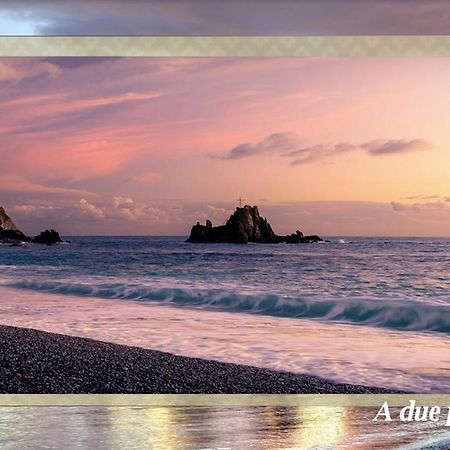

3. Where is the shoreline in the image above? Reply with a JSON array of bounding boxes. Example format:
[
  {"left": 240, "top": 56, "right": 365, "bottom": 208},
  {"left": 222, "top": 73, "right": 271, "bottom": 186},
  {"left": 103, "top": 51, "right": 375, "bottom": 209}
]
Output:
[{"left": 0, "top": 324, "right": 396, "bottom": 394}]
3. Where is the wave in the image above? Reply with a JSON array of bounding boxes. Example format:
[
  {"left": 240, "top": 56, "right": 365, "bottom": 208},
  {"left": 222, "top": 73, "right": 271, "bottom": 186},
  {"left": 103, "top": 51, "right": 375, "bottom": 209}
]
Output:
[
  {"left": 397, "top": 433, "right": 450, "bottom": 450},
  {"left": 3, "top": 279, "right": 450, "bottom": 334}
]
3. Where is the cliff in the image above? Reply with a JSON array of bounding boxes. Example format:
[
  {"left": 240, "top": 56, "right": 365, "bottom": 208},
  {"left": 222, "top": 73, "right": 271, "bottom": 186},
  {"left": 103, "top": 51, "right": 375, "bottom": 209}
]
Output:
[
  {"left": 0, "top": 207, "right": 28, "bottom": 241},
  {"left": 0, "top": 206, "right": 63, "bottom": 244},
  {"left": 187, "top": 205, "right": 322, "bottom": 244}
]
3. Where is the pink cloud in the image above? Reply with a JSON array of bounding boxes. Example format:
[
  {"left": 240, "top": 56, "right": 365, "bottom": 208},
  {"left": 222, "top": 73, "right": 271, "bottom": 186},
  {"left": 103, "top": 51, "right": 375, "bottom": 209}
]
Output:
[
  {"left": 0, "top": 174, "right": 94, "bottom": 196},
  {"left": 0, "top": 59, "right": 61, "bottom": 83},
  {"left": 127, "top": 172, "right": 163, "bottom": 183}
]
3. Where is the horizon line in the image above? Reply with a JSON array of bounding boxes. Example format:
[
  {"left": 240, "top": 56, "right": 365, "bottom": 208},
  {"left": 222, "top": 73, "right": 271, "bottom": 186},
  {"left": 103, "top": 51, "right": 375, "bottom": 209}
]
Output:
[{"left": 57, "top": 234, "right": 450, "bottom": 238}]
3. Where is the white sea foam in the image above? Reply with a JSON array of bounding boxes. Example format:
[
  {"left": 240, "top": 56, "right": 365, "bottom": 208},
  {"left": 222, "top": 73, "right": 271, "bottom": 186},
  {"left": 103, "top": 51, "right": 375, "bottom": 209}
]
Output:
[
  {"left": 3, "top": 278, "right": 450, "bottom": 334},
  {"left": 1, "top": 285, "right": 449, "bottom": 392}
]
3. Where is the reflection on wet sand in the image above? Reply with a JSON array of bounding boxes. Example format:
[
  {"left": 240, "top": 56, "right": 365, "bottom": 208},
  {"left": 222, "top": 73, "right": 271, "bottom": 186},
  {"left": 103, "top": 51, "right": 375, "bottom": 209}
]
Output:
[{"left": 0, "top": 406, "right": 449, "bottom": 449}]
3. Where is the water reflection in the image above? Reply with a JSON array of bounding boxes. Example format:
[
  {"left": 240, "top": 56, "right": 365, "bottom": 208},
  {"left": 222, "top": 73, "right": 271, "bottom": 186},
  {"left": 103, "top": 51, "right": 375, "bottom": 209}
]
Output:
[
  {"left": 0, "top": 406, "right": 449, "bottom": 449},
  {"left": 293, "top": 407, "right": 347, "bottom": 448}
]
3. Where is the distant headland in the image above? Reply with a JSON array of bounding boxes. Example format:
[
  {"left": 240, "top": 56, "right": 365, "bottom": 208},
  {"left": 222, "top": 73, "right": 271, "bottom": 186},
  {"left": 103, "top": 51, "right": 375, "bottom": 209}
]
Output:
[
  {"left": 187, "top": 205, "right": 323, "bottom": 244},
  {"left": 0, "top": 206, "right": 62, "bottom": 245}
]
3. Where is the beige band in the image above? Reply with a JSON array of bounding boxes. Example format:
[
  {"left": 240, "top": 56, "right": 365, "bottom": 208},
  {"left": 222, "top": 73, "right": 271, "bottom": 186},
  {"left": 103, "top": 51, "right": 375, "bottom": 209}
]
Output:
[
  {"left": 0, "top": 394, "right": 449, "bottom": 407},
  {"left": 0, "top": 36, "right": 449, "bottom": 56}
]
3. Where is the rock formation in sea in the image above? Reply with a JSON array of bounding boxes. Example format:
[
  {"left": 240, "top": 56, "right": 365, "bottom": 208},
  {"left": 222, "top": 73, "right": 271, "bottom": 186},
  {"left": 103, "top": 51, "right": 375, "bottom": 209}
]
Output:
[
  {"left": 187, "top": 205, "right": 323, "bottom": 244},
  {"left": 33, "top": 229, "right": 63, "bottom": 244},
  {"left": 0, "top": 207, "right": 28, "bottom": 242},
  {"left": 0, "top": 206, "right": 63, "bottom": 244}
]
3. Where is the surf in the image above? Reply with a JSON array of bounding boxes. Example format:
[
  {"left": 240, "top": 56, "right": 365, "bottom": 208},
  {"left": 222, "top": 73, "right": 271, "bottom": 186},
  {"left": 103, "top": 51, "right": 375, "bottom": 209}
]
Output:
[{"left": 4, "top": 278, "right": 450, "bottom": 335}]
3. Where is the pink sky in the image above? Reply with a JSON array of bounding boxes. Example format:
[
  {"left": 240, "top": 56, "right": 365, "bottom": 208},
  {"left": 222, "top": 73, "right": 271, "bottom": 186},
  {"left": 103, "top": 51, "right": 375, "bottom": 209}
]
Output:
[{"left": 0, "top": 57, "right": 449, "bottom": 236}]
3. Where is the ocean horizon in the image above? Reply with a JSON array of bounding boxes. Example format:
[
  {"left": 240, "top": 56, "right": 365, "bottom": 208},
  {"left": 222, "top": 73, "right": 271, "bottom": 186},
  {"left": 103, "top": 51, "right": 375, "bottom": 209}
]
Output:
[{"left": 28, "top": 234, "right": 450, "bottom": 238}]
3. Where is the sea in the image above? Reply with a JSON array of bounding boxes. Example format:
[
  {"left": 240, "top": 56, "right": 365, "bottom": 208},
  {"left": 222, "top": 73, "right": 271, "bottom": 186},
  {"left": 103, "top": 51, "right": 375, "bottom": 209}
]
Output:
[{"left": 0, "top": 236, "right": 449, "bottom": 392}]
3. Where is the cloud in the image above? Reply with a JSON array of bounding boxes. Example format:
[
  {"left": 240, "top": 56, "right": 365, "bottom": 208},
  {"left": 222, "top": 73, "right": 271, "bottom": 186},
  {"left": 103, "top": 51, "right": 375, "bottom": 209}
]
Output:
[
  {"left": 79, "top": 198, "right": 105, "bottom": 219},
  {"left": 5, "top": 198, "right": 450, "bottom": 237},
  {"left": 404, "top": 194, "right": 440, "bottom": 200},
  {"left": 61, "top": 91, "right": 166, "bottom": 114},
  {"left": 13, "top": 204, "right": 61, "bottom": 216},
  {"left": 6, "top": 195, "right": 179, "bottom": 235},
  {"left": 0, "top": 174, "right": 94, "bottom": 196},
  {"left": 42, "top": 57, "right": 121, "bottom": 70},
  {"left": 391, "top": 200, "right": 448, "bottom": 213},
  {"left": 216, "top": 132, "right": 302, "bottom": 159},
  {"left": 392, "top": 195, "right": 450, "bottom": 214},
  {"left": 0, "top": 60, "right": 167, "bottom": 185},
  {"left": 288, "top": 142, "right": 357, "bottom": 165},
  {"left": 191, "top": 204, "right": 233, "bottom": 225},
  {"left": 218, "top": 133, "right": 433, "bottom": 165},
  {"left": 0, "top": 59, "right": 61, "bottom": 83},
  {"left": 391, "top": 201, "right": 417, "bottom": 212},
  {"left": 0, "top": 90, "right": 165, "bottom": 130},
  {"left": 1, "top": 1, "right": 450, "bottom": 35},
  {"left": 361, "top": 139, "right": 432, "bottom": 156},
  {"left": 127, "top": 172, "right": 162, "bottom": 183}
]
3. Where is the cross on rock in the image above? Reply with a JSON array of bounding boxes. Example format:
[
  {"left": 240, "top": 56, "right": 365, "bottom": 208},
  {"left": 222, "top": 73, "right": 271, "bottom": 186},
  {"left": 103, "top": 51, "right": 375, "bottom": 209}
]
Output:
[{"left": 236, "top": 196, "right": 244, "bottom": 208}]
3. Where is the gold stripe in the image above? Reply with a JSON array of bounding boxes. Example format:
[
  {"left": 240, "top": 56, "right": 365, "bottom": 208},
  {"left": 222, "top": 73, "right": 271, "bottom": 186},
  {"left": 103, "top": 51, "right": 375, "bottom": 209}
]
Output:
[
  {"left": 1, "top": 394, "right": 450, "bottom": 407},
  {"left": 0, "top": 36, "right": 449, "bottom": 56}
]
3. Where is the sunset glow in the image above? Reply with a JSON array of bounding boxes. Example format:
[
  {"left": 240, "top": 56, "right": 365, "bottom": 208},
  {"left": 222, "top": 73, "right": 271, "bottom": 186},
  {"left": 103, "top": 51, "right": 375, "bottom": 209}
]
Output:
[{"left": 1, "top": 56, "right": 449, "bottom": 236}]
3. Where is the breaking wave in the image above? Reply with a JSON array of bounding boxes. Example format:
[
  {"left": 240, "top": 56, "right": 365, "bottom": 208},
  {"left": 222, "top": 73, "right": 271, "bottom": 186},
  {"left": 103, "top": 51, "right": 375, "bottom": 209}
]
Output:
[{"left": 3, "top": 279, "right": 450, "bottom": 335}]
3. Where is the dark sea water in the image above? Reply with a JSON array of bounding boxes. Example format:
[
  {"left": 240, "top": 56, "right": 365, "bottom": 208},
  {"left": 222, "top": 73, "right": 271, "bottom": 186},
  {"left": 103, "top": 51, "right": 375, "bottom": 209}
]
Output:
[
  {"left": 0, "top": 236, "right": 449, "bottom": 391},
  {"left": 1, "top": 236, "right": 449, "bottom": 333}
]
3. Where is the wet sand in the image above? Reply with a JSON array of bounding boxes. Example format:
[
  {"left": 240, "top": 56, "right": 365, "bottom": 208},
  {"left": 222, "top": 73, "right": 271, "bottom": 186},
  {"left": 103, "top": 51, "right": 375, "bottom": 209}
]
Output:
[{"left": 2, "top": 405, "right": 450, "bottom": 449}]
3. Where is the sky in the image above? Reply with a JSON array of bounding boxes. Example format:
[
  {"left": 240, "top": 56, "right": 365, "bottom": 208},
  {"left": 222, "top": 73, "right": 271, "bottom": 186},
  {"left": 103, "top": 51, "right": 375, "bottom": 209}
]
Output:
[
  {"left": 0, "top": 56, "right": 449, "bottom": 237},
  {"left": 0, "top": 0, "right": 449, "bottom": 35}
]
